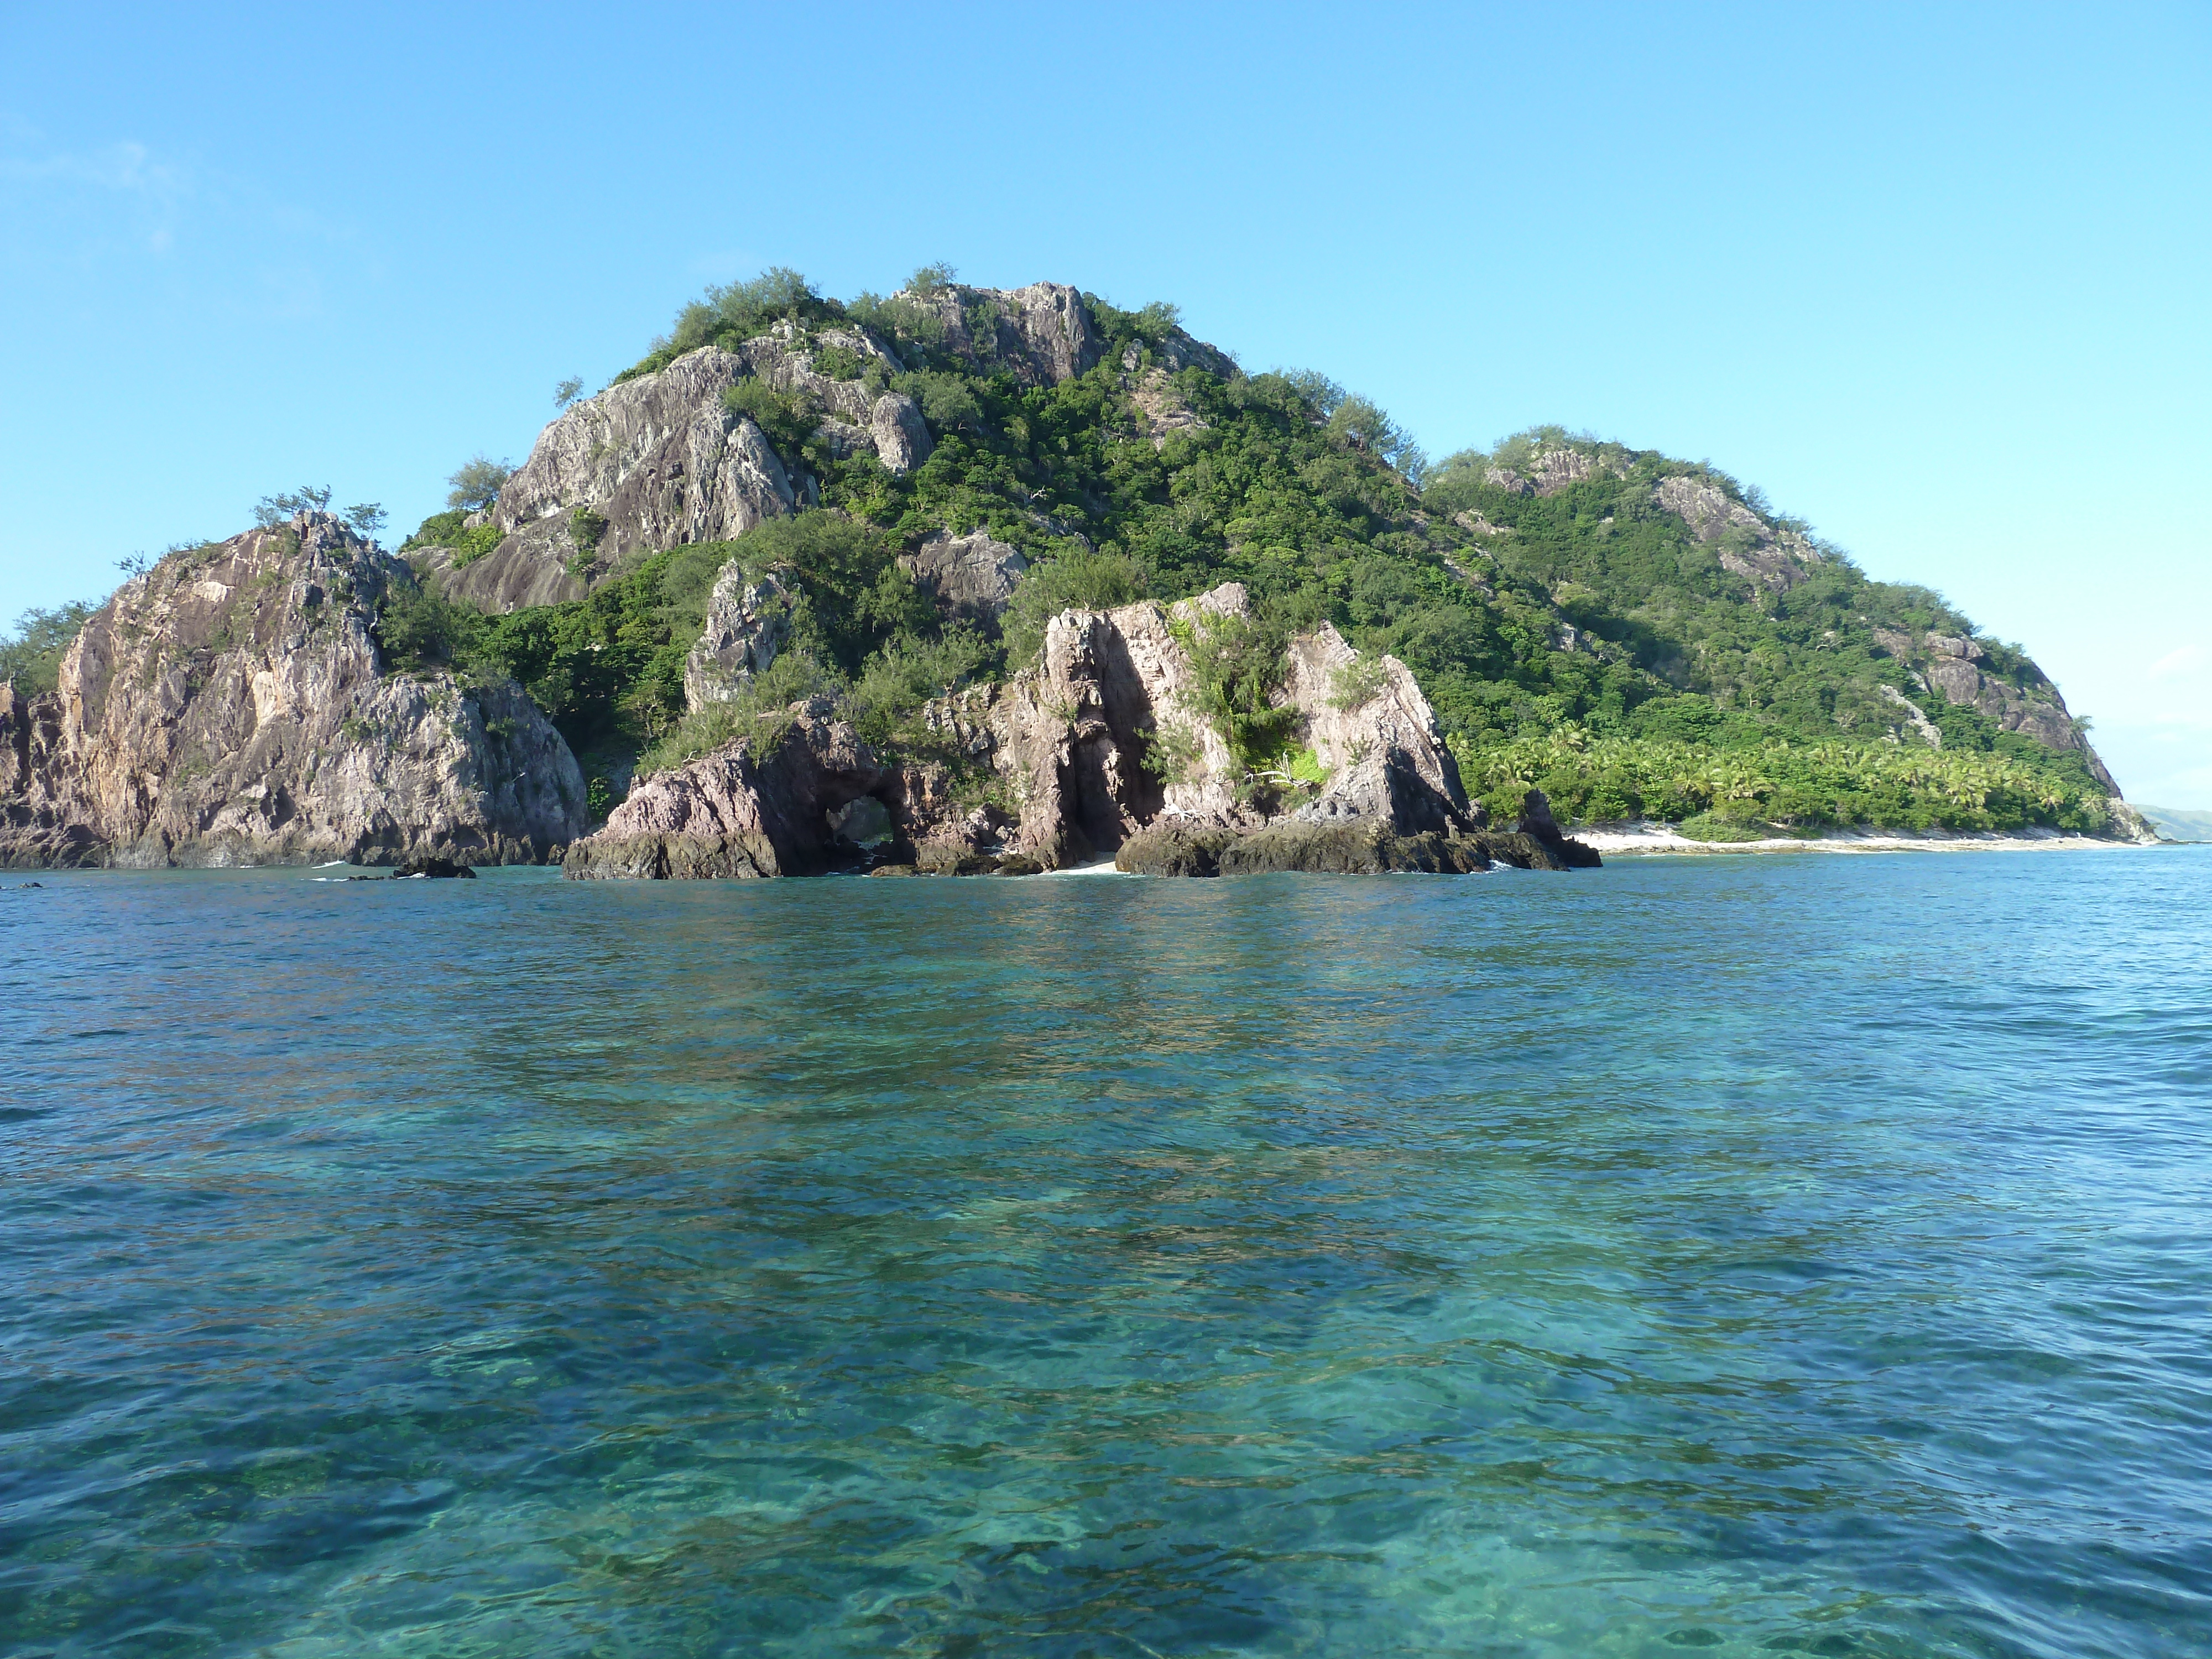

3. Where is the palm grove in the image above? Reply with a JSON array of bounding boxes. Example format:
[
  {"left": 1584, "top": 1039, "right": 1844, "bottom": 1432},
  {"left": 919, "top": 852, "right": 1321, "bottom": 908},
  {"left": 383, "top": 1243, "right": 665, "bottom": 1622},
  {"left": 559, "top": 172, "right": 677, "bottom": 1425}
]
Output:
[{"left": 4, "top": 267, "right": 2119, "bottom": 838}]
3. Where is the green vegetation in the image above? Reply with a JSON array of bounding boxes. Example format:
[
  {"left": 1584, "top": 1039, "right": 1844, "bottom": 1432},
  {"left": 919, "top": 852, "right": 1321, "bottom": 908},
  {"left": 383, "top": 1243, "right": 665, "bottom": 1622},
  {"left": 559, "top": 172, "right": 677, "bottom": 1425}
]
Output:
[
  {"left": 399, "top": 271, "right": 2114, "bottom": 833},
  {"left": 400, "top": 509, "right": 502, "bottom": 567},
  {"left": 376, "top": 512, "right": 991, "bottom": 810},
  {"left": 1, "top": 601, "right": 98, "bottom": 695},
  {"left": 1448, "top": 728, "right": 2113, "bottom": 833},
  {"left": 1171, "top": 606, "right": 1302, "bottom": 777},
  {"left": 446, "top": 456, "right": 512, "bottom": 513},
  {"left": 254, "top": 484, "right": 332, "bottom": 528}
]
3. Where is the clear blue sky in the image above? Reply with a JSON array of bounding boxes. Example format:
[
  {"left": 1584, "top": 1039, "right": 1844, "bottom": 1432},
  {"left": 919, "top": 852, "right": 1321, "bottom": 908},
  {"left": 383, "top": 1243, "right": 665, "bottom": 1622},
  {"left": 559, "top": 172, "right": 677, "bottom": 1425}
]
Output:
[{"left": 4, "top": 2, "right": 2206, "bottom": 804}]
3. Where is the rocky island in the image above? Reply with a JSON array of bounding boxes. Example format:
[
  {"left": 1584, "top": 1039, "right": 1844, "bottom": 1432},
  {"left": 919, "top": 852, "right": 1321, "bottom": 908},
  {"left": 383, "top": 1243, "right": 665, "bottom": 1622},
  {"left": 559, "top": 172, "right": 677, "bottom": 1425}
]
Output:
[{"left": 0, "top": 268, "right": 2146, "bottom": 875}]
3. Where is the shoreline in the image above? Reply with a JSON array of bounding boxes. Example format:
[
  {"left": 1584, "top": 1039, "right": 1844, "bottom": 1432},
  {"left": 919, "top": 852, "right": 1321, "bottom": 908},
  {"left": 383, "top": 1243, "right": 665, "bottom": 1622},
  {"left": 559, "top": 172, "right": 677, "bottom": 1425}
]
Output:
[{"left": 1576, "top": 821, "right": 2163, "bottom": 857}]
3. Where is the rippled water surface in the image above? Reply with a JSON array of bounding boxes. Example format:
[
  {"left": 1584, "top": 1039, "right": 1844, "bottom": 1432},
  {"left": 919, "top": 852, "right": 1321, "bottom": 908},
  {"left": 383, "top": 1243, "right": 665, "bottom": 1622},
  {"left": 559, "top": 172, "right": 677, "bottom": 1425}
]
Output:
[{"left": 4, "top": 849, "right": 2210, "bottom": 1657}]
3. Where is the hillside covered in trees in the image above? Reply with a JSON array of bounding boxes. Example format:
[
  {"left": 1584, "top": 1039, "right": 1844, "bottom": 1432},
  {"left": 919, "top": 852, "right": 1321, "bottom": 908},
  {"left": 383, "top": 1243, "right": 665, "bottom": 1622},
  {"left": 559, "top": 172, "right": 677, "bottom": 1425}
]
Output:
[{"left": 7, "top": 267, "right": 2129, "bottom": 843}]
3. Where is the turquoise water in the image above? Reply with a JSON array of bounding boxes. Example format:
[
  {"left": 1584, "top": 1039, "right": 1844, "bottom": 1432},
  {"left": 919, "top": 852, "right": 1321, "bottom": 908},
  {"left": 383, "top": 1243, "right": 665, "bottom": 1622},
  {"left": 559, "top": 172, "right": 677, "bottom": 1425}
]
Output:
[{"left": 4, "top": 851, "right": 2209, "bottom": 1658}]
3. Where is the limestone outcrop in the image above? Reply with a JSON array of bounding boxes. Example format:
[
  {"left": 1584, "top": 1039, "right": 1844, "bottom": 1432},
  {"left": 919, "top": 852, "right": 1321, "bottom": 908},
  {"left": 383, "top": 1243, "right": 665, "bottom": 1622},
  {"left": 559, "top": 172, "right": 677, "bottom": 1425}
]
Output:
[
  {"left": 0, "top": 514, "right": 586, "bottom": 868},
  {"left": 564, "top": 707, "right": 881, "bottom": 880}
]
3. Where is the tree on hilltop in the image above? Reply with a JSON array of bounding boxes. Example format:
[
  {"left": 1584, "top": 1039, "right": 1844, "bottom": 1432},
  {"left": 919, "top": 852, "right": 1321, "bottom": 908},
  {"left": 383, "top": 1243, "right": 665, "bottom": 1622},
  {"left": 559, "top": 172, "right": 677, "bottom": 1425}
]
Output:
[{"left": 446, "top": 457, "right": 513, "bottom": 514}]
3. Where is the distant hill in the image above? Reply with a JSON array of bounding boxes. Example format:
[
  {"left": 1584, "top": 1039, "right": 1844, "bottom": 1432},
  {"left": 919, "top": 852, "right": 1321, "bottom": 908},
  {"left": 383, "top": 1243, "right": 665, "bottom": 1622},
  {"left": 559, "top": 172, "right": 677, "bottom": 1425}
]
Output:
[{"left": 2138, "top": 806, "right": 2212, "bottom": 843}]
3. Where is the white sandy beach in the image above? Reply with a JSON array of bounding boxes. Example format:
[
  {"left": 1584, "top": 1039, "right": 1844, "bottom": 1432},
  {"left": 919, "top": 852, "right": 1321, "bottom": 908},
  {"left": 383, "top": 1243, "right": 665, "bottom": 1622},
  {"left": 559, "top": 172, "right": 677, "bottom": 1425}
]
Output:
[{"left": 1579, "top": 821, "right": 2163, "bottom": 857}]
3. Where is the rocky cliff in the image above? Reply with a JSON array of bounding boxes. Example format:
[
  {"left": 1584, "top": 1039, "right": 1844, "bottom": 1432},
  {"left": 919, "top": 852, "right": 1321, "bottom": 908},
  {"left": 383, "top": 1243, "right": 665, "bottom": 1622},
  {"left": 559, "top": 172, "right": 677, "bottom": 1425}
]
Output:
[
  {"left": 413, "top": 282, "right": 1234, "bottom": 620},
  {"left": 559, "top": 581, "right": 1580, "bottom": 880},
  {"left": 1, "top": 514, "right": 585, "bottom": 868},
  {"left": 565, "top": 703, "right": 881, "bottom": 880},
  {"left": 418, "top": 324, "right": 931, "bottom": 614},
  {"left": 1867, "top": 624, "right": 2113, "bottom": 787}
]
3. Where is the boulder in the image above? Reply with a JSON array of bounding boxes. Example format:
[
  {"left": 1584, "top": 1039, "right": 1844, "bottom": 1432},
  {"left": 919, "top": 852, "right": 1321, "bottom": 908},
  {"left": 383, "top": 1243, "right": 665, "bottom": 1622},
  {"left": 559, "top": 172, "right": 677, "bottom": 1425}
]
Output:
[
  {"left": 0, "top": 514, "right": 586, "bottom": 869},
  {"left": 898, "top": 531, "right": 1030, "bottom": 626},
  {"left": 870, "top": 392, "right": 933, "bottom": 473},
  {"left": 564, "top": 709, "right": 882, "bottom": 880}
]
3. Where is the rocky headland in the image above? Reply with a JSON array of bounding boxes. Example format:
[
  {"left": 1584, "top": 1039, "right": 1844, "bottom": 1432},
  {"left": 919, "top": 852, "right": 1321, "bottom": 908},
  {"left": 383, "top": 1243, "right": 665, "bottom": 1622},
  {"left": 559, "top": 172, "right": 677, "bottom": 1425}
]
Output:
[{"left": 1, "top": 514, "right": 583, "bottom": 868}]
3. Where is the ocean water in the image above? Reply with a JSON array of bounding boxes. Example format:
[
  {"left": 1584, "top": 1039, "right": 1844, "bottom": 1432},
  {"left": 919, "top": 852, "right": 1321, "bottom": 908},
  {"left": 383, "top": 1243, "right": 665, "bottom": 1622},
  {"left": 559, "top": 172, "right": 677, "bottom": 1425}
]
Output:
[{"left": 4, "top": 849, "right": 2209, "bottom": 1659}]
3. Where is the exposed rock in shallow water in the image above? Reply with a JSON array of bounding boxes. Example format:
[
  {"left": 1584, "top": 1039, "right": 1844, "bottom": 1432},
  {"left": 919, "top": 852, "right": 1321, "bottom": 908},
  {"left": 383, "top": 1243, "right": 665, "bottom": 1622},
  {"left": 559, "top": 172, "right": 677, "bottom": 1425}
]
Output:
[
  {"left": 564, "top": 710, "right": 881, "bottom": 880},
  {"left": 564, "top": 583, "right": 1602, "bottom": 883},
  {"left": 0, "top": 514, "right": 585, "bottom": 869},
  {"left": 388, "top": 855, "right": 476, "bottom": 879},
  {"left": 1514, "top": 789, "right": 1604, "bottom": 870}
]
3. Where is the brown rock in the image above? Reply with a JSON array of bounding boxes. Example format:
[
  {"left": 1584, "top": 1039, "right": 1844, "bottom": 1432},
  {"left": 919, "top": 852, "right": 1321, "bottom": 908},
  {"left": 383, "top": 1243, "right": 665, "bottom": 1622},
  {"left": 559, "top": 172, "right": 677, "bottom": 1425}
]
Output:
[
  {"left": 0, "top": 515, "right": 585, "bottom": 869},
  {"left": 563, "top": 710, "right": 882, "bottom": 880}
]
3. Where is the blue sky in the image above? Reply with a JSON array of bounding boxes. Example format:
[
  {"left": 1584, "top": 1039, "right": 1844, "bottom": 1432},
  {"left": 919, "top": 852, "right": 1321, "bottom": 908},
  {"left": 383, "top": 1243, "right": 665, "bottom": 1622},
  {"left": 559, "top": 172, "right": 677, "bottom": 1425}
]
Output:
[{"left": 3, "top": 2, "right": 2207, "bottom": 804}]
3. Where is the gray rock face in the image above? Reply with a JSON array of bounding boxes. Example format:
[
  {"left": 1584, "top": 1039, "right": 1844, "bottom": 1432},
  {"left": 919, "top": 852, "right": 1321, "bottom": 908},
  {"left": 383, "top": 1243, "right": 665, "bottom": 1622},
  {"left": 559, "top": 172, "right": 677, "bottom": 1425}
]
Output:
[
  {"left": 1486, "top": 447, "right": 1625, "bottom": 498},
  {"left": 901, "top": 281, "right": 1103, "bottom": 385},
  {"left": 1653, "top": 474, "right": 1824, "bottom": 592},
  {"left": 564, "top": 711, "right": 881, "bottom": 880},
  {"left": 424, "top": 331, "right": 937, "bottom": 615},
  {"left": 897, "top": 531, "right": 1029, "bottom": 625},
  {"left": 1121, "top": 331, "right": 1239, "bottom": 380},
  {"left": 1877, "top": 684, "right": 1944, "bottom": 748},
  {"left": 1126, "top": 368, "right": 1209, "bottom": 446},
  {"left": 506, "top": 347, "right": 799, "bottom": 554},
  {"left": 1281, "top": 624, "right": 1471, "bottom": 836},
  {"left": 1866, "top": 623, "right": 2115, "bottom": 789},
  {"left": 0, "top": 514, "right": 586, "bottom": 868},
  {"left": 684, "top": 566, "right": 795, "bottom": 711},
  {"left": 896, "top": 582, "right": 1478, "bottom": 871}
]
